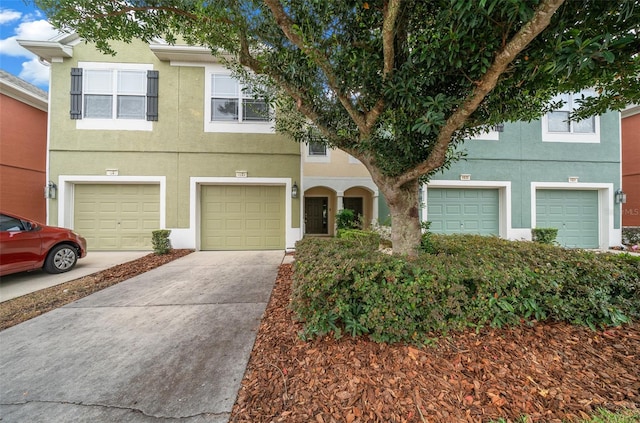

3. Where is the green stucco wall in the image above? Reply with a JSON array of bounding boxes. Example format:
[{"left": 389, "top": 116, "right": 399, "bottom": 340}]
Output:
[
  {"left": 47, "top": 40, "right": 300, "bottom": 229},
  {"left": 377, "top": 112, "right": 621, "bottom": 230}
]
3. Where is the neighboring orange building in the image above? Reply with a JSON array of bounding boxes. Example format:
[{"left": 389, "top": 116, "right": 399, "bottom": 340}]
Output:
[
  {"left": 0, "top": 70, "right": 48, "bottom": 222},
  {"left": 622, "top": 105, "right": 640, "bottom": 228}
]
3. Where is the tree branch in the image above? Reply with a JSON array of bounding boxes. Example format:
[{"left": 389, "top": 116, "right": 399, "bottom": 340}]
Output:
[
  {"left": 364, "top": 0, "right": 402, "bottom": 128},
  {"left": 262, "top": 0, "right": 370, "bottom": 133},
  {"left": 395, "top": 0, "right": 566, "bottom": 188}
]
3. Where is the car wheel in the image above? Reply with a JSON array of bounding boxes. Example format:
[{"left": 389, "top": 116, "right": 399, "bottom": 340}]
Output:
[{"left": 43, "top": 244, "right": 78, "bottom": 274}]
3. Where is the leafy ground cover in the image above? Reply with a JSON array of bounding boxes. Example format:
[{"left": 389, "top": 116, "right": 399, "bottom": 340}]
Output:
[
  {"left": 291, "top": 236, "right": 640, "bottom": 344},
  {"left": 230, "top": 263, "right": 640, "bottom": 422},
  {"left": 0, "top": 249, "right": 193, "bottom": 331}
]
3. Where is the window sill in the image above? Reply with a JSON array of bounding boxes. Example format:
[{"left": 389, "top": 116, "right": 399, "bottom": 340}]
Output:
[
  {"left": 204, "top": 121, "right": 275, "bottom": 134},
  {"left": 76, "top": 119, "right": 153, "bottom": 131}
]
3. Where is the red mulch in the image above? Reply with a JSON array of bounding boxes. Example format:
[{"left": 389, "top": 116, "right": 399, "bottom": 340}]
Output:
[{"left": 230, "top": 263, "right": 640, "bottom": 423}]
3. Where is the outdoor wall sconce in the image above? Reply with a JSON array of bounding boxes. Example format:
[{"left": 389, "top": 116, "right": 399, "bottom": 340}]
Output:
[
  {"left": 615, "top": 188, "right": 627, "bottom": 204},
  {"left": 291, "top": 182, "right": 299, "bottom": 199},
  {"left": 44, "top": 181, "right": 57, "bottom": 199}
]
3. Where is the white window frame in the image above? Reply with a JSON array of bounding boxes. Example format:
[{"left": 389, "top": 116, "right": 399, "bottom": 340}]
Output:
[
  {"left": 304, "top": 141, "right": 331, "bottom": 163},
  {"left": 76, "top": 62, "right": 153, "bottom": 131},
  {"left": 542, "top": 91, "right": 600, "bottom": 143},
  {"left": 468, "top": 128, "right": 500, "bottom": 141},
  {"left": 204, "top": 65, "right": 274, "bottom": 134}
]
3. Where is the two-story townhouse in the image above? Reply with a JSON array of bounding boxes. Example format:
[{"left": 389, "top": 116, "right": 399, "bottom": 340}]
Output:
[
  {"left": 401, "top": 101, "right": 622, "bottom": 249},
  {"left": 0, "top": 70, "right": 48, "bottom": 222},
  {"left": 19, "top": 35, "right": 302, "bottom": 251}
]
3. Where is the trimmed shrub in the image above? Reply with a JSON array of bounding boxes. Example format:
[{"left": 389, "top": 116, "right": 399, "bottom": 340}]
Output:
[
  {"left": 151, "top": 229, "right": 172, "bottom": 255},
  {"left": 531, "top": 228, "right": 559, "bottom": 244},
  {"left": 291, "top": 235, "right": 640, "bottom": 344},
  {"left": 336, "top": 229, "right": 381, "bottom": 251},
  {"left": 336, "top": 209, "right": 359, "bottom": 230}
]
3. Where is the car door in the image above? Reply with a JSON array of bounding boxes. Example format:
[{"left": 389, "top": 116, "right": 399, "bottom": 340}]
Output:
[{"left": 0, "top": 214, "right": 43, "bottom": 275}]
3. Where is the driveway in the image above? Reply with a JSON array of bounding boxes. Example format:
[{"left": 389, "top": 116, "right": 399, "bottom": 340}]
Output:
[
  {"left": 0, "top": 250, "right": 285, "bottom": 422},
  {"left": 0, "top": 251, "right": 150, "bottom": 302}
]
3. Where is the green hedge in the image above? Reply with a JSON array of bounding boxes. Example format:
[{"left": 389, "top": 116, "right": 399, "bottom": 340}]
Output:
[
  {"left": 336, "top": 229, "right": 381, "bottom": 251},
  {"left": 291, "top": 235, "right": 640, "bottom": 344}
]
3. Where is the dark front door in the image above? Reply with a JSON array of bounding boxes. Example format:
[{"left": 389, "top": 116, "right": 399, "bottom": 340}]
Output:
[{"left": 305, "top": 197, "right": 328, "bottom": 234}]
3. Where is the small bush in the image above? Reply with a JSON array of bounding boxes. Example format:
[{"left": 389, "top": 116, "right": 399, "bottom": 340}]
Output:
[
  {"left": 151, "top": 229, "right": 172, "bottom": 255},
  {"left": 531, "top": 228, "right": 559, "bottom": 244},
  {"left": 336, "top": 209, "right": 359, "bottom": 230},
  {"left": 419, "top": 221, "right": 435, "bottom": 253},
  {"left": 291, "top": 235, "right": 640, "bottom": 344}
]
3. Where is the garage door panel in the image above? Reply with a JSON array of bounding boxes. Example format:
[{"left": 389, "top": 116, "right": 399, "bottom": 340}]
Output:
[
  {"left": 428, "top": 188, "right": 499, "bottom": 236},
  {"left": 74, "top": 184, "right": 160, "bottom": 250},
  {"left": 536, "top": 189, "right": 598, "bottom": 248},
  {"left": 201, "top": 185, "right": 285, "bottom": 250}
]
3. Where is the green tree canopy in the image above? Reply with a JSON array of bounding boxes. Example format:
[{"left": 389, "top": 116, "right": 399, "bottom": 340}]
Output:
[{"left": 38, "top": 0, "right": 640, "bottom": 255}]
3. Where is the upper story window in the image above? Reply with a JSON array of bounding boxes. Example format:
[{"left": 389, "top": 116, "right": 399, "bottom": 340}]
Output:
[
  {"left": 211, "top": 75, "right": 269, "bottom": 122},
  {"left": 205, "top": 65, "right": 273, "bottom": 134},
  {"left": 542, "top": 90, "right": 600, "bottom": 143},
  {"left": 71, "top": 62, "right": 157, "bottom": 131},
  {"left": 308, "top": 141, "right": 327, "bottom": 156}
]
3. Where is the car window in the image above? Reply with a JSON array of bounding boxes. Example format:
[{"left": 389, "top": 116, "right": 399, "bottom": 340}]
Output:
[{"left": 0, "top": 214, "right": 26, "bottom": 232}]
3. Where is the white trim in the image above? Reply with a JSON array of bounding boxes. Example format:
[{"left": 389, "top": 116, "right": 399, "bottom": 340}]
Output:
[
  {"left": 189, "top": 177, "right": 301, "bottom": 250},
  {"left": 56, "top": 175, "right": 167, "bottom": 231},
  {"left": 423, "top": 180, "right": 512, "bottom": 239},
  {"left": 76, "top": 62, "right": 154, "bottom": 132},
  {"left": 531, "top": 182, "right": 615, "bottom": 249},
  {"left": 203, "top": 64, "right": 274, "bottom": 134},
  {"left": 467, "top": 130, "right": 500, "bottom": 141},
  {"left": 304, "top": 176, "right": 379, "bottom": 195},
  {"left": 0, "top": 73, "right": 48, "bottom": 111},
  {"left": 621, "top": 104, "right": 640, "bottom": 119}
]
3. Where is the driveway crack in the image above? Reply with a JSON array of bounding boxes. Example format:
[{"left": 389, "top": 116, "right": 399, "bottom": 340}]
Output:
[{"left": 0, "top": 399, "right": 229, "bottom": 420}]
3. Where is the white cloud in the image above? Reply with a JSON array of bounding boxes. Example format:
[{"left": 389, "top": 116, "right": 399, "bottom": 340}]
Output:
[
  {"left": 0, "top": 18, "right": 58, "bottom": 57},
  {"left": 0, "top": 9, "right": 21, "bottom": 24},
  {"left": 19, "top": 56, "right": 50, "bottom": 86}
]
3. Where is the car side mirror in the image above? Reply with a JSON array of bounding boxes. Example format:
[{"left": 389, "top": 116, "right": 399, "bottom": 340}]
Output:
[{"left": 23, "top": 221, "right": 33, "bottom": 231}]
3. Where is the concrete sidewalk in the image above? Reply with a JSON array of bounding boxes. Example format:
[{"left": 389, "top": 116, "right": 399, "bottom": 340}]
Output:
[
  {"left": 0, "top": 251, "right": 150, "bottom": 302},
  {"left": 0, "top": 250, "right": 285, "bottom": 422}
]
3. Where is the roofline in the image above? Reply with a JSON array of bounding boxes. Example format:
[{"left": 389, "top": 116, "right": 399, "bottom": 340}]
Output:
[
  {"left": 149, "top": 43, "right": 232, "bottom": 63},
  {"left": 17, "top": 39, "right": 74, "bottom": 63},
  {"left": 0, "top": 75, "right": 48, "bottom": 112},
  {"left": 622, "top": 104, "right": 640, "bottom": 118}
]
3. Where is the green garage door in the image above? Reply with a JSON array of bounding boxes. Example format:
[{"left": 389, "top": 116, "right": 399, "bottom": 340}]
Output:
[
  {"left": 427, "top": 188, "right": 499, "bottom": 235},
  {"left": 201, "top": 185, "right": 285, "bottom": 250},
  {"left": 74, "top": 184, "right": 160, "bottom": 250},
  {"left": 536, "top": 189, "right": 598, "bottom": 248}
]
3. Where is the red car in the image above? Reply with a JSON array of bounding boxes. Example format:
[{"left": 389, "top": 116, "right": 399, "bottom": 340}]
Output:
[{"left": 0, "top": 212, "right": 87, "bottom": 277}]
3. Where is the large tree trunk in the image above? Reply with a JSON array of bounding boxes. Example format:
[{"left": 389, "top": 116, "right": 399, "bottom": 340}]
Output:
[{"left": 380, "top": 178, "right": 422, "bottom": 257}]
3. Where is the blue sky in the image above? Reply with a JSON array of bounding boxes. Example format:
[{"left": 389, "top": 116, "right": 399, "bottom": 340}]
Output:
[{"left": 0, "top": 0, "right": 60, "bottom": 91}]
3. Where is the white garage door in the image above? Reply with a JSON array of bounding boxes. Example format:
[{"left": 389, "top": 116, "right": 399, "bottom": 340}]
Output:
[
  {"left": 201, "top": 185, "right": 285, "bottom": 250},
  {"left": 74, "top": 184, "right": 160, "bottom": 250},
  {"left": 427, "top": 188, "right": 500, "bottom": 235},
  {"left": 536, "top": 189, "right": 599, "bottom": 248}
]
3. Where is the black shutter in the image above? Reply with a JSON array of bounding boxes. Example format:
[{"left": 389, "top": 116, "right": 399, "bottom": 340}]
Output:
[
  {"left": 70, "top": 67, "right": 82, "bottom": 119},
  {"left": 146, "top": 70, "right": 159, "bottom": 121}
]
